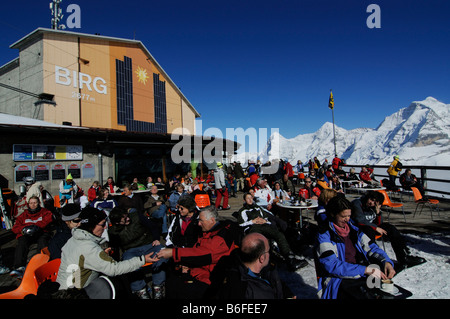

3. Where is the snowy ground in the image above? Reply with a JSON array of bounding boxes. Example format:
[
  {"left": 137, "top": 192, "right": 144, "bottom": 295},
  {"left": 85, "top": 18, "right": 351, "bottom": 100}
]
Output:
[{"left": 280, "top": 231, "right": 450, "bottom": 299}]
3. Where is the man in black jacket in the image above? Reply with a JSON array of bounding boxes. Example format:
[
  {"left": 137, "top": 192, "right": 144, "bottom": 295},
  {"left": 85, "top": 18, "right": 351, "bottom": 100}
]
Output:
[
  {"left": 117, "top": 183, "right": 144, "bottom": 214},
  {"left": 211, "top": 233, "right": 295, "bottom": 299},
  {"left": 233, "top": 161, "right": 245, "bottom": 192},
  {"left": 399, "top": 168, "right": 426, "bottom": 197},
  {"left": 351, "top": 191, "right": 426, "bottom": 269},
  {"left": 236, "top": 193, "right": 307, "bottom": 271},
  {"left": 108, "top": 207, "right": 168, "bottom": 299}
]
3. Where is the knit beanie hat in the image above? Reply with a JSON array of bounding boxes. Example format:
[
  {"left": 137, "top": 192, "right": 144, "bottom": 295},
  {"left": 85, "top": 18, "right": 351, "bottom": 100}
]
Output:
[
  {"left": 61, "top": 203, "right": 82, "bottom": 221},
  {"left": 78, "top": 206, "right": 107, "bottom": 233}
]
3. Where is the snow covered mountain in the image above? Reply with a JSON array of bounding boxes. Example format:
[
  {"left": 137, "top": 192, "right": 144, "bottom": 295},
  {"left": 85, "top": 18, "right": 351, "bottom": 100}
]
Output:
[{"left": 231, "top": 97, "right": 450, "bottom": 166}]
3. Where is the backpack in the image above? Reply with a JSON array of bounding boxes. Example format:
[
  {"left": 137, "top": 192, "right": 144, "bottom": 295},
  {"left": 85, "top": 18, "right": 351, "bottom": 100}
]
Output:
[{"left": 382, "top": 178, "right": 399, "bottom": 191}]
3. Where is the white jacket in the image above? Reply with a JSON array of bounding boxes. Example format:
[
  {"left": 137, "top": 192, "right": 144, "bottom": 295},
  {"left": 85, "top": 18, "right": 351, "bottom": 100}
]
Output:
[
  {"left": 25, "top": 182, "right": 43, "bottom": 206},
  {"left": 56, "top": 228, "right": 145, "bottom": 290},
  {"left": 213, "top": 168, "right": 227, "bottom": 189},
  {"left": 254, "top": 186, "right": 274, "bottom": 206}
]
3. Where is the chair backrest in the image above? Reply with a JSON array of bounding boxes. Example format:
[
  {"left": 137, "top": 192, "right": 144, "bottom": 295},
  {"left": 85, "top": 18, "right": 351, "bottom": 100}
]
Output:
[
  {"left": 34, "top": 258, "right": 61, "bottom": 286},
  {"left": 0, "top": 253, "right": 49, "bottom": 299},
  {"left": 195, "top": 194, "right": 211, "bottom": 208},
  {"left": 377, "top": 190, "right": 390, "bottom": 205},
  {"left": 53, "top": 195, "right": 61, "bottom": 208},
  {"left": 410, "top": 187, "right": 423, "bottom": 201},
  {"left": 41, "top": 246, "right": 51, "bottom": 256}
]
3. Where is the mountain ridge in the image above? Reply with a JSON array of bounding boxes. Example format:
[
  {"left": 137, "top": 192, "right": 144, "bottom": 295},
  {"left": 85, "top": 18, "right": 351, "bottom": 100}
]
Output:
[{"left": 231, "top": 97, "right": 450, "bottom": 166}]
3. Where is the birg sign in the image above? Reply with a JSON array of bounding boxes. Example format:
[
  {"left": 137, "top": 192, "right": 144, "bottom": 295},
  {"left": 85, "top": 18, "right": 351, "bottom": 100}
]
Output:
[{"left": 54, "top": 65, "right": 108, "bottom": 95}]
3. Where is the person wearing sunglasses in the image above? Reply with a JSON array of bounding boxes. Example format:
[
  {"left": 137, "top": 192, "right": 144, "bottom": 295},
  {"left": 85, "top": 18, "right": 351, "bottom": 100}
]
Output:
[
  {"left": 298, "top": 177, "right": 321, "bottom": 200},
  {"left": 56, "top": 207, "right": 158, "bottom": 298},
  {"left": 48, "top": 203, "right": 82, "bottom": 260}
]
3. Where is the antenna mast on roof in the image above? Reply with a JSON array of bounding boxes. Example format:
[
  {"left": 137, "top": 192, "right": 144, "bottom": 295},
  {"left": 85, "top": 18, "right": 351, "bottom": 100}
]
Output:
[{"left": 50, "top": 0, "right": 66, "bottom": 30}]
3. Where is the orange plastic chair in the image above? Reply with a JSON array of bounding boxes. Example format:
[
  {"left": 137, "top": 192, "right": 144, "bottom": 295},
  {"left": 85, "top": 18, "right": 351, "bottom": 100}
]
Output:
[
  {"left": 0, "top": 253, "right": 50, "bottom": 299},
  {"left": 194, "top": 194, "right": 211, "bottom": 208},
  {"left": 411, "top": 187, "right": 440, "bottom": 220},
  {"left": 53, "top": 195, "right": 61, "bottom": 208},
  {"left": 34, "top": 258, "right": 61, "bottom": 286},
  {"left": 377, "top": 189, "right": 405, "bottom": 223},
  {"left": 375, "top": 234, "right": 386, "bottom": 250},
  {"left": 41, "top": 246, "right": 51, "bottom": 256}
]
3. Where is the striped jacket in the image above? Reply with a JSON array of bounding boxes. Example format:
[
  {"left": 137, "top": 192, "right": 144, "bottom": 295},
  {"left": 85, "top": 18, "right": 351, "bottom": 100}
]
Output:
[
  {"left": 236, "top": 203, "right": 272, "bottom": 232},
  {"left": 315, "top": 221, "right": 393, "bottom": 299}
]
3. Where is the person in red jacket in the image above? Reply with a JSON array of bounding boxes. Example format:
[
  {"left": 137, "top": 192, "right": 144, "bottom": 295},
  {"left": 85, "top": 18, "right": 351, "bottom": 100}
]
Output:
[
  {"left": 10, "top": 195, "right": 53, "bottom": 278},
  {"left": 87, "top": 180, "right": 100, "bottom": 202},
  {"left": 284, "top": 160, "right": 294, "bottom": 182},
  {"left": 359, "top": 165, "right": 381, "bottom": 188},
  {"left": 331, "top": 155, "right": 342, "bottom": 170},
  {"left": 298, "top": 177, "right": 321, "bottom": 200},
  {"left": 157, "top": 205, "right": 239, "bottom": 299}
]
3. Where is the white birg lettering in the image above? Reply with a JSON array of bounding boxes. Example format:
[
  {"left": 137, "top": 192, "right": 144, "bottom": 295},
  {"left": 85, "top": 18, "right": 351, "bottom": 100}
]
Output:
[
  {"left": 78, "top": 72, "right": 92, "bottom": 91},
  {"left": 55, "top": 65, "right": 107, "bottom": 95},
  {"left": 55, "top": 66, "right": 71, "bottom": 86},
  {"left": 93, "top": 77, "right": 107, "bottom": 94},
  {"left": 73, "top": 70, "right": 77, "bottom": 88}
]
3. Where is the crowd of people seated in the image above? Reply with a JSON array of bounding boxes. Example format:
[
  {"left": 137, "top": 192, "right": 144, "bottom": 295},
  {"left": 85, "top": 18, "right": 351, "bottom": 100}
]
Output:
[{"left": 0, "top": 156, "right": 430, "bottom": 300}]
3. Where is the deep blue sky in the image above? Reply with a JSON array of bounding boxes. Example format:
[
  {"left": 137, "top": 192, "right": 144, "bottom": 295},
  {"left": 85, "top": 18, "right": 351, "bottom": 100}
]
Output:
[{"left": 1, "top": 0, "right": 450, "bottom": 140}]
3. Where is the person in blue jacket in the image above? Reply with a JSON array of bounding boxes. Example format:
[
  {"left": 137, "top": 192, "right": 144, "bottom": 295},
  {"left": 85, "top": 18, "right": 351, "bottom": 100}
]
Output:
[{"left": 315, "top": 195, "right": 396, "bottom": 299}]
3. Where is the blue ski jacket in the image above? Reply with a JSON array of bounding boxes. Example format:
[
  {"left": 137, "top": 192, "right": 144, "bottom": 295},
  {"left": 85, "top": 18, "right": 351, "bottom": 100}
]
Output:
[{"left": 315, "top": 220, "right": 393, "bottom": 299}]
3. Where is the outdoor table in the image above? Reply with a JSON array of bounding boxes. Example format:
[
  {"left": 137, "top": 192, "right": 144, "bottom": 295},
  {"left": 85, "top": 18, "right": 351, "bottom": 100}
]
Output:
[
  {"left": 276, "top": 199, "right": 318, "bottom": 228},
  {"left": 133, "top": 189, "right": 150, "bottom": 194},
  {"left": 357, "top": 187, "right": 386, "bottom": 191},
  {"left": 110, "top": 189, "right": 150, "bottom": 196},
  {"left": 341, "top": 180, "right": 360, "bottom": 193},
  {"left": 354, "top": 186, "right": 386, "bottom": 195}
]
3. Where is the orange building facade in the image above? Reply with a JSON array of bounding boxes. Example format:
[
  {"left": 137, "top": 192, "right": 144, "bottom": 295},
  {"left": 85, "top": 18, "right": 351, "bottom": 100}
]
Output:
[{"left": 2, "top": 28, "right": 199, "bottom": 135}]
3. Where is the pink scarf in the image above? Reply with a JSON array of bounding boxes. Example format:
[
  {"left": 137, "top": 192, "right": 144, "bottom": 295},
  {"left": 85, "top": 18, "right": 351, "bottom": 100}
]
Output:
[
  {"left": 181, "top": 216, "right": 192, "bottom": 235},
  {"left": 333, "top": 223, "right": 350, "bottom": 238}
]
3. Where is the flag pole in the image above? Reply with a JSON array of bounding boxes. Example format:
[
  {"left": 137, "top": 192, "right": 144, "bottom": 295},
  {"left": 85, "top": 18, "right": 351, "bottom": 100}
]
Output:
[
  {"left": 329, "top": 89, "right": 337, "bottom": 156},
  {"left": 332, "top": 106, "right": 337, "bottom": 156}
]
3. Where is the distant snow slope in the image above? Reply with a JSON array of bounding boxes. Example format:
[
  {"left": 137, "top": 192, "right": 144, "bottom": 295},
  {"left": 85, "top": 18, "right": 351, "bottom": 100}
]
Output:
[{"left": 232, "top": 97, "right": 450, "bottom": 166}]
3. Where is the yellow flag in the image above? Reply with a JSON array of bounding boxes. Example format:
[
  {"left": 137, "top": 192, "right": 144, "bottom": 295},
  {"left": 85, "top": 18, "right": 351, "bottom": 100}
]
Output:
[{"left": 328, "top": 90, "right": 334, "bottom": 110}]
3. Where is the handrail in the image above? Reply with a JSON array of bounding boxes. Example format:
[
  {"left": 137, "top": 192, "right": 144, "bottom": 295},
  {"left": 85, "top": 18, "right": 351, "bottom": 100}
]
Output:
[{"left": 341, "top": 164, "right": 450, "bottom": 198}]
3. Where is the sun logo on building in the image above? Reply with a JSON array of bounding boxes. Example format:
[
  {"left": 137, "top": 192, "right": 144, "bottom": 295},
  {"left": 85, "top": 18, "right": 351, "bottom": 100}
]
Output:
[{"left": 135, "top": 66, "right": 149, "bottom": 85}]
